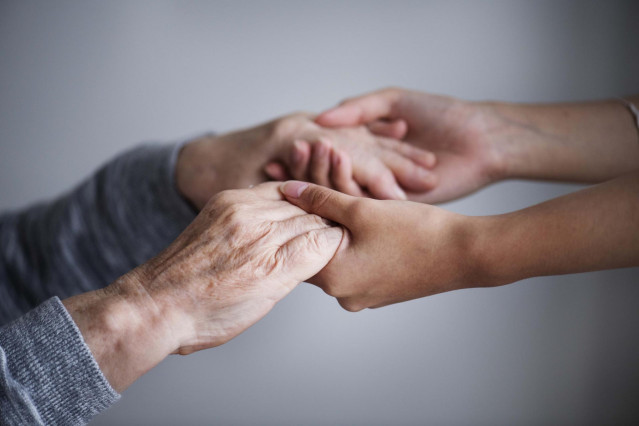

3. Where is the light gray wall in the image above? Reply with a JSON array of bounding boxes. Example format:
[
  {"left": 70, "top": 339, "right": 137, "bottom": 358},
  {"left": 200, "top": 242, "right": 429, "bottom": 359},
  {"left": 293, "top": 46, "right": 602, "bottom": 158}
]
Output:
[{"left": 1, "top": 1, "right": 638, "bottom": 424}]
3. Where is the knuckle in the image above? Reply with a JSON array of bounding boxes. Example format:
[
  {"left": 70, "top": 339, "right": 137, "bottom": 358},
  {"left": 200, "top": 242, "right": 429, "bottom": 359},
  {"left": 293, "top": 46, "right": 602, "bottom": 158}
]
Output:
[
  {"left": 303, "top": 230, "right": 326, "bottom": 253},
  {"left": 273, "top": 113, "right": 314, "bottom": 139},
  {"left": 225, "top": 202, "right": 246, "bottom": 220},
  {"left": 211, "top": 190, "right": 237, "bottom": 208},
  {"left": 307, "top": 214, "right": 328, "bottom": 228}
]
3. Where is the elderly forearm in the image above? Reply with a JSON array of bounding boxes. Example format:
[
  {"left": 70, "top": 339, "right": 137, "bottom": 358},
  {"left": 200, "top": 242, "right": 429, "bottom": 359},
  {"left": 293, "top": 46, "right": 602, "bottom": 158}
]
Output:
[
  {"left": 0, "top": 298, "right": 120, "bottom": 424},
  {"left": 0, "top": 143, "right": 196, "bottom": 325},
  {"left": 62, "top": 271, "right": 181, "bottom": 393},
  {"left": 482, "top": 96, "right": 639, "bottom": 183},
  {"left": 473, "top": 170, "right": 639, "bottom": 286}
]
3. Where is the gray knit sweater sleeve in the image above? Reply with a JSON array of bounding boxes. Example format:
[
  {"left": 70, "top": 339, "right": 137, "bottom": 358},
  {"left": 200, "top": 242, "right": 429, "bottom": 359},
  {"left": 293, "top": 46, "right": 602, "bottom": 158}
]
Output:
[{"left": 0, "top": 142, "right": 197, "bottom": 424}]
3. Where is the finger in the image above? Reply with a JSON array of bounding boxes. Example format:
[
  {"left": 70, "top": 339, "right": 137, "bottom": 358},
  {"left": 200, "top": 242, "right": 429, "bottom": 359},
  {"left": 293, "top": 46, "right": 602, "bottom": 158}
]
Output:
[
  {"left": 367, "top": 119, "right": 408, "bottom": 139},
  {"left": 279, "top": 181, "right": 356, "bottom": 224},
  {"left": 381, "top": 152, "right": 438, "bottom": 192},
  {"left": 271, "top": 213, "right": 331, "bottom": 246},
  {"left": 330, "top": 149, "right": 364, "bottom": 197},
  {"left": 376, "top": 137, "right": 436, "bottom": 169},
  {"left": 289, "top": 139, "right": 311, "bottom": 181},
  {"left": 309, "top": 137, "right": 332, "bottom": 187},
  {"left": 212, "top": 192, "right": 307, "bottom": 222},
  {"left": 277, "top": 226, "right": 344, "bottom": 285},
  {"left": 315, "top": 88, "right": 401, "bottom": 127},
  {"left": 353, "top": 160, "right": 407, "bottom": 200},
  {"left": 246, "top": 181, "right": 287, "bottom": 200},
  {"left": 264, "top": 162, "right": 290, "bottom": 181}
]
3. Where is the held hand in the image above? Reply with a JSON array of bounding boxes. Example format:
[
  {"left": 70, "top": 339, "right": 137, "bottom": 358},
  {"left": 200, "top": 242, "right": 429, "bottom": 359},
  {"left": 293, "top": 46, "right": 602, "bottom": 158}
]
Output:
[
  {"left": 177, "top": 113, "right": 437, "bottom": 210},
  {"left": 315, "top": 87, "right": 506, "bottom": 204},
  {"left": 140, "top": 182, "right": 344, "bottom": 354},
  {"left": 65, "top": 182, "right": 343, "bottom": 391},
  {"left": 279, "top": 181, "right": 482, "bottom": 312},
  {"left": 260, "top": 115, "right": 438, "bottom": 200}
]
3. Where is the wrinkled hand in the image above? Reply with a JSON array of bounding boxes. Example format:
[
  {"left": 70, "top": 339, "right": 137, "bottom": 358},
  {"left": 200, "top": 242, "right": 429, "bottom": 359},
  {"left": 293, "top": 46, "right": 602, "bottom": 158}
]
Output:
[
  {"left": 138, "top": 182, "right": 344, "bottom": 354},
  {"left": 279, "top": 181, "right": 482, "bottom": 311},
  {"left": 263, "top": 119, "right": 437, "bottom": 200},
  {"left": 176, "top": 112, "right": 437, "bottom": 210},
  {"left": 315, "top": 87, "right": 506, "bottom": 204},
  {"left": 65, "top": 182, "right": 343, "bottom": 391},
  {"left": 64, "top": 182, "right": 345, "bottom": 392}
]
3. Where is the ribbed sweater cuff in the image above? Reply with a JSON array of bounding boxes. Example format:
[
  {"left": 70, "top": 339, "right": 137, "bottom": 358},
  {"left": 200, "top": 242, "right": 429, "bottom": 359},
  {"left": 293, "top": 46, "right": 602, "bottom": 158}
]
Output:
[{"left": 0, "top": 297, "right": 119, "bottom": 424}]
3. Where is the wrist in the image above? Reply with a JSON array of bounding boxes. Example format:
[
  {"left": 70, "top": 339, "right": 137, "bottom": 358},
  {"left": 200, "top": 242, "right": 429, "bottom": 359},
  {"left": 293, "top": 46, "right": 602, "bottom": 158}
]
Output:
[
  {"left": 472, "top": 101, "right": 521, "bottom": 182},
  {"left": 63, "top": 270, "right": 182, "bottom": 392},
  {"left": 175, "top": 134, "right": 220, "bottom": 210},
  {"left": 449, "top": 99, "right": 510, "bottom": 185},
  {"left": 266, "top": 112, "right": 317, "bottom": 154},
  {"left": 465, "top": 213, "right": 526, "bottom": 289}
]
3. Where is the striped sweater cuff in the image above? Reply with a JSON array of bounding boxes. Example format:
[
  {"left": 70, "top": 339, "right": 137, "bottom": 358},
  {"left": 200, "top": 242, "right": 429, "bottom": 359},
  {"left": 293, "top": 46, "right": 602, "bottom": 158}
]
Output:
[{"left": 0, "top": 297, "right": 119, "bottom": 425}]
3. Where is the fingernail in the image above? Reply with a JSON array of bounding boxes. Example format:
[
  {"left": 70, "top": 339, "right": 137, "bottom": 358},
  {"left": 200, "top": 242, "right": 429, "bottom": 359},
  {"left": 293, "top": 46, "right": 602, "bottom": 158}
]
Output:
[
  {"left": 394, "top": 185, "right": 407, "bottom": 200},
  {"left": 280, "top": 181, "right": 309, "bottom": 198}
]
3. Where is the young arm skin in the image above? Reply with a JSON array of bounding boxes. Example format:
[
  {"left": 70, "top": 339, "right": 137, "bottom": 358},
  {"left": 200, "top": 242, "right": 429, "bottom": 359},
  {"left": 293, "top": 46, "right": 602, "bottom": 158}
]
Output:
[
  {"left": 314, "top": 88, "right": 639, "bottom": 203},
  {"left": 279, "top": 172, "right": 639, "bottom": 311},
  {"left": 487, "top": 95, "right": 639, "bottom": 183},
  {"left": 476, "top": 169, "right": 639, "bottom": 286}
]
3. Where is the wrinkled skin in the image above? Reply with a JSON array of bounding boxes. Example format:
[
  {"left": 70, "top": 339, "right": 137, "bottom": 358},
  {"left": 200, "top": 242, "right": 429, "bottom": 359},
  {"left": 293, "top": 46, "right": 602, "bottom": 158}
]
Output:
[{"left": 136, "top": 182, "right": 344, "bottom": 354}]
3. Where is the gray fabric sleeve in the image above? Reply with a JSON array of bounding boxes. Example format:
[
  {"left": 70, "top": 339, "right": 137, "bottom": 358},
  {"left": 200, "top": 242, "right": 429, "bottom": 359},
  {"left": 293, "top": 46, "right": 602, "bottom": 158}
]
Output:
[
  {"left": 0, "top": 297, "right": 119, "bottom": 425},
  {"left": 0, "top": 142, "right": 197, "bottom": 325},
  {"left": 0, "top": 141, "right": 199, "bottom": 424}
]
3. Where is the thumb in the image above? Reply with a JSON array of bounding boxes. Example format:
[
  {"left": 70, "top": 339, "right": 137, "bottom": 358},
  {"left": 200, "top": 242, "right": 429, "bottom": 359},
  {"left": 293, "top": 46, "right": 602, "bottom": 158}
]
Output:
[
  {"left": 280, "top": 181, "right": 354, "bottom": 224},
  {"left": 315, "top": 88, "right": 401, "bottom": 127}
]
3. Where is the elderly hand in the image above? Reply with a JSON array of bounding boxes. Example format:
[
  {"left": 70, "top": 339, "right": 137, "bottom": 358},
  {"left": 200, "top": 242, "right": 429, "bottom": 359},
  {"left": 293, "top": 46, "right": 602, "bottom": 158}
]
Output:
[
  {"left": 262, "top": 118, "right": 437, "bottom": 199},
  {"left": 177, "top": 112, "right": 437, "bottom": 210},
  {"left": 279, "top": 181, "right": 482, "bottom": 312},
  {"left": 63, "top": 182, "right": 343, "bottom": 391},
  {"left": 314, "top": 87, "right": 506, "bottom": 204}
]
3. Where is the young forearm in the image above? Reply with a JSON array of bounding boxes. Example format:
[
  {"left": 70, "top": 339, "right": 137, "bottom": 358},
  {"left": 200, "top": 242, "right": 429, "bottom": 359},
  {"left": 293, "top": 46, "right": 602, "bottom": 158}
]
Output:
[
  {"left": 482, "top": 96, "right": 639, "bottom": 182},
  {"left": 474, "top": 170, "right": 639, "bottom": 286}
]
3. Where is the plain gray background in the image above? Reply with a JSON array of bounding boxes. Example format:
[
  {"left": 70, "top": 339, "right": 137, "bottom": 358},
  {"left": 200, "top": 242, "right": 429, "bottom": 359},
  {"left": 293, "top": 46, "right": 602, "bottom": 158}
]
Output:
[{"left": 1, "top": 1, "right": 638, "bottom": 425}]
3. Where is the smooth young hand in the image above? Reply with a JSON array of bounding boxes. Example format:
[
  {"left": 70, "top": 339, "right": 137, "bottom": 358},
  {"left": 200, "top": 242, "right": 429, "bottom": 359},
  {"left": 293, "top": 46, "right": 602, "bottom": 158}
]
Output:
[
  {"left": 313, "top": 87, "right": 504, "bottom": 203},
  {"left": 279, "top": 181, "right": 480, "bottom": 311},
  {"left": 314, "top": 88, "right": 639, "bottom": 203}
]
